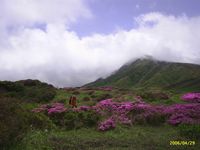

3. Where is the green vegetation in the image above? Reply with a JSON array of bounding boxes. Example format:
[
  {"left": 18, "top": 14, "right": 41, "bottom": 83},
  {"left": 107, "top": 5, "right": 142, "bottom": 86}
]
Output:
[
  {"left": 0, "top": 79, "right": 56, "bottom": 103},
  {"left": 1, "top": 71, "right": 200, "bottom": 150},
  {"left": 85, "top": 58, "right": 200, "bottom": 92},
  {"left": 0, "top": 97, "right": 55, "bottom": 149},
  {"left": 13, "top": 125, "right": 200, "bottom": 150}
]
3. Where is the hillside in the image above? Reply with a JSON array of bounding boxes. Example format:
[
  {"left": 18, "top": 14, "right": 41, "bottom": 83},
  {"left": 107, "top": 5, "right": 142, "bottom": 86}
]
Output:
[
  {"left": 84, "top": 58, "right": 200, "bottom": 91},
  {"left": 0, "top": 79, "right": 56, "bottom": 102}
]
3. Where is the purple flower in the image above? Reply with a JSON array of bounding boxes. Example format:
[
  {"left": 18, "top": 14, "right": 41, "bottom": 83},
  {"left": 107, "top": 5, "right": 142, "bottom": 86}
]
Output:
[
  {"left": 98, "top": 117, "right": 116, "bottom": 131},
  {"left": 32, "top": 103, "right": 67, "bottom": 115},
  {"left": 181, "top": 92, "right": 200, "bottom": 103},
  {"left": 47, "top": 103, "right": 67, "bottom": 115},
  {"left": 164, "top": 103, "right": 200, "bottom": 125}
]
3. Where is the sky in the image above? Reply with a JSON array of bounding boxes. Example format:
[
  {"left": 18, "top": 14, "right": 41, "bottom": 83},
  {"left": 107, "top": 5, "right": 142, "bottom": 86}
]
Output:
[{"left": 0, "top": 0, "right": 200, "bottom": 87}]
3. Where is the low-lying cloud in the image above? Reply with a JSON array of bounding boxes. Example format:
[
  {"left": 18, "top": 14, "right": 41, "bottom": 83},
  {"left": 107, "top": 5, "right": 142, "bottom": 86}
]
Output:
[{"left": 0, "top": 1, "right": 200, "bottom": 87}]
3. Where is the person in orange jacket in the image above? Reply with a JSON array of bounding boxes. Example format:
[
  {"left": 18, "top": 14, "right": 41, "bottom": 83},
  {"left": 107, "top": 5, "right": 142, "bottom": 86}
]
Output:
[{"left": 69, "top": 95, "right": 77, "bottom": 108}]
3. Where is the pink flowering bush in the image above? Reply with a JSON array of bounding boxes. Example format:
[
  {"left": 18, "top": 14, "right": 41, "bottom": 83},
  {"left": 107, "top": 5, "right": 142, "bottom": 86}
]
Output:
[
  {"left": 32, "top": 103, "right": 100, "bottom": 129},
  {"left": 32, "top": 95, "right": 200, "bottom": 131},
  {"left": 96, "top": 99, "right": 134, "bottom": 130},
  {"left": 47, "top": 103, "right": 67, "bottom": 115},
  {"left": 98, "top": 117, "right": 116, "bottom": 131},
  {"left": 181, "top": 92, "right": 200, "bottom": 103},
  {"left": 32, "top": 103, "right": 66, "bottom": 114},
  {"left": 164, "top": 103, "right": 200, "bottom": 125},
  {"left": 32, "top": 103, "right": 67, "bottom": 126},
  {"left": 130, "top": 103, "right": 166, "bottom": 125}
]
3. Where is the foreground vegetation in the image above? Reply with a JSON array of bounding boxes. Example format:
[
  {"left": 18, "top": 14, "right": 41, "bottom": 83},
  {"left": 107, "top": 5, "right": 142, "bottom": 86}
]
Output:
[
  {"left": 13, "top": 125, "right": 200, "bottom": 150},
  {"left": 0, "top": 80, "right": 200, "bottom": 150}
]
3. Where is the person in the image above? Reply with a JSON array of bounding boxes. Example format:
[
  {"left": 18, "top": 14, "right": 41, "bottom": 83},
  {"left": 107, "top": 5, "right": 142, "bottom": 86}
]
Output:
[{"left": 69, "top": 95, "right": 77, "bottom": 108}]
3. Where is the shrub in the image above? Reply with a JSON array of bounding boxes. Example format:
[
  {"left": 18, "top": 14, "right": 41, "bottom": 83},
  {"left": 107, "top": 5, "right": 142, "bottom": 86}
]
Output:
[
  {"left": 63, "top": 111, "right": 80, "bottom": 129},
  {"left": 0, "top": 80, "right": 56, "bottom": 103},
  {"left": 56, "top": 98, "right": 66, "bottom": 103},
  {"left": 130, "top": 104, "right": 166, "bottom": 126},
  {"left": 27, "top": 113, "right": 56, "bottom": 130},
  {"left": 32, "top": 103, "right": 67, "bottom": 126},
  {"left": 94, "top": 93, "right": 112, "bottom": 102},
  {"left": 63, "top": 110, "right": 100, "bottom": 130},
  {"left": 164, "top": 103, "right": 200, "bottom": 125},
  {"left": 0, "top": 98, "right": 28, "bottom": 147},
  {"left": 82, "top": 96, "right": 91, "bottom": 101},
  {"left": 87, "top": 90, "right": 95, "bottom": 95},
  {"left": 91, "top": 94, "right": 97, "bottom": 98},
  {"left": 181, "top": 92, "right": 200, "bottom": 103},
  {"left": 98, "top": 117, "right": 116, "bottom": 131},
  {"left": 140, "top": 92, "right": 169, "bottom": 101},
  {"left": 0, "top": 81, "right": 24, "bottom": 92},
  {"left": 178, "top": 124, "right": 200, "bottom": 139},
  {"left": 86, "top": 100, "right": 97, "bottom": 106},
  {"left": 20, "top": 79, "right": 41, "bottom": 86},
  {"left": 82, "top": 111, "right": 100, "bottom": 127},
  {"left": 72, "top": 91, "right": 80, "bottom": 95},
  {"left": 25, "top": 87, "right": 56, "bottom": 103}
]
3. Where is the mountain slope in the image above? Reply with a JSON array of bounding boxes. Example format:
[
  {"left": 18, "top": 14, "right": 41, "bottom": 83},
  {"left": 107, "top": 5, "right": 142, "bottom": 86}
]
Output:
[{"left": 84, "top": 58, "right": 200, "bottom": 91}]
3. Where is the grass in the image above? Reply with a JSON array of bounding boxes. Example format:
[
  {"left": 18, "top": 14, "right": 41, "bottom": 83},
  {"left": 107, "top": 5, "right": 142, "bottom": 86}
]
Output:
[
  {"left": 13, "top": 125, "right": 200, "bottom": 150},
  {"left": 53, "top": 88, "right": 186, "bottom": 106},
  {"left": 8, "top": 88, "right": 200, "bottom": 150}
]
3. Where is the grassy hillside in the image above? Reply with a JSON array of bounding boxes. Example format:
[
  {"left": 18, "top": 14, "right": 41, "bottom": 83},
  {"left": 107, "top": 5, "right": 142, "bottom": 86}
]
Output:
[
  {"left": 85, "top": 58, "right": 200, "bottom": 92},
  {"left": 1, "top": 80, "right": 200, "bottom": 150}
]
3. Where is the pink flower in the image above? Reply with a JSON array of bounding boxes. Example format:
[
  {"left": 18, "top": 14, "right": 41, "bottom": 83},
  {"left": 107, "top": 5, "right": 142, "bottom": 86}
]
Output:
[
  {"left": 181, "top": 92, "right": 200, "bottom": 103},
  {"left": 98, "top": 117, "right": 116, "bottom": 131}
]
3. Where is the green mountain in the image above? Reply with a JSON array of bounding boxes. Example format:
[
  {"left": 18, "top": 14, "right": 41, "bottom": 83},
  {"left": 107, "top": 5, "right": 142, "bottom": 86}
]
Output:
[{"left": 84, "top": 58, "right": 200, "bottom": 91}]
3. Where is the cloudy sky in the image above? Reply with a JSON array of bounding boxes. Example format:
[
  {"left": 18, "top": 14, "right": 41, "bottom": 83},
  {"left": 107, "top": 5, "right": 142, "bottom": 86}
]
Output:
[{"left": 0, "top": 0, "right": 200, "bottom": 87}]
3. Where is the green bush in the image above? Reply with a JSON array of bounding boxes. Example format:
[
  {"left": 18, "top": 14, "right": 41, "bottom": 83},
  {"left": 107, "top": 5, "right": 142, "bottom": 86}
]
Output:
[
  {"left": 0, "top": 97, "right": 57, "bottom": 148},
  {"left": 63, "top": 111, "right": 81, "bottom": 129},
  {"left": 80, "top": 111, "right": 100, "bottom": 127},
  {"left": 63, "top": 111, "right": 100, "bottom": 130},
  {"left": 0, "top": 98, "right": 28, "bottom": 147},
  {"left": 87, "top": 90, "right": 95, "bottom": 95},
  {"left": 94, "top": 93, "right": 112, "bottom": 102},
  {"left": 178, "top": 124, "right": 200, "bottom": 139},
  {"left": 28, "top": 112, "right": 56, "bottom": 130},
  {"left": 72, "top": 91, "right": 80, "bottom": 95},
  {"left": 140, "top": 92, "right": 169, "bottom": 101},
  {"left": 130, "top": 109, "right": 166, "bottom": 126},
  {"left": 24, "top": 87, "right": 56, "bottom": 103},
  {"left": 0, "top": 81, "right": 24, "bottom": 92},
  {"left": 82, "top": 96, "right": 91, "bottom": 101},
  {"left": 0, "top": 80, "right": 56, "bottom": 103}
]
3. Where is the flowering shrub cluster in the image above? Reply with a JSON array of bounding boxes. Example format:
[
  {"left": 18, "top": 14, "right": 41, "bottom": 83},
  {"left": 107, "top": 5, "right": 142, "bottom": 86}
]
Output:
[
  {"left": 48, "top": 103, "right": 67, "bottom": 115},
  {"left": 164, "top": 103, "right": 200, "bottom": 125},
  {"left": 32, "top": 103, "right": 67, "bottom": 115},
  {"left": 32, "top": 92, "right": 200, "bottom": 131},
  {"left": 95, "top": 98, "right": 200, "bottom": 129},
  {"left": 130, "top": 103, "right": 166, "bottom": 125},
  {"left": 98, "top": 117, "right": 116, "bottom": 131},
  {"left": 181, "top": 92, "right": 200, "bottom": 103}
]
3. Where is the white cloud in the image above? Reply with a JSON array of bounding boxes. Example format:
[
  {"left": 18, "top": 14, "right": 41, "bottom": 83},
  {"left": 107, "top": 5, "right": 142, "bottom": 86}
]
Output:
[
  {"left": 0, "top": 7, "right": 200, "bottom": 87},
  {"left": 0, "top": 0, "right": 92, "bottom": 26}
]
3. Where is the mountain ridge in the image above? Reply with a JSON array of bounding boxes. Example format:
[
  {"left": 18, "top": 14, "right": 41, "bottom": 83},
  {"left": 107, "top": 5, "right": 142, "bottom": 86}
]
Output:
[{"left": 84, "top": 58, "right": 200, "bottom": 91}]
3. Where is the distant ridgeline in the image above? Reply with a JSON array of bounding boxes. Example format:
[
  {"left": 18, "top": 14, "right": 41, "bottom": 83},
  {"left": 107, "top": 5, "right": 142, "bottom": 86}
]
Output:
[
  {"left": 84, "top": 58, "right": 200, "bottom": 92},
  {"left": 0, "top": 79, "right": 56, "bottom": 102}
]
